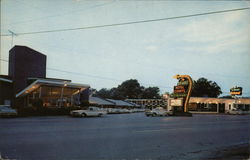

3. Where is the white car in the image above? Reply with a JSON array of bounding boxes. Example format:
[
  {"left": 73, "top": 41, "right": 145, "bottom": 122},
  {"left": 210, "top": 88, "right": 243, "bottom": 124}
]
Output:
[
  {"left": 0, "top": 105, "right": 18, "bottom": 117},
  {"left": 70, "top": 107, "right": 107, "bottom": 117},
  {"left": 107, "top": 108, "right": 126, "bottom": 114},
  {"left": 120, "top": 108, "right": 130, "bottom": 113},
  {"left": 145, "top": 107, "right": 168, "bottom": 117},
  {"left": 226, "top": 109, "right": 245, "bottom": 115},
  {"left": 107, "top": 108, "right": 118, "bottom": 114}
]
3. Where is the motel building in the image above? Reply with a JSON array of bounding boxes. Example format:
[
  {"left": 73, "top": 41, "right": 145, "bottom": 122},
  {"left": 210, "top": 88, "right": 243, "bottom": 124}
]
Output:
[
  {"left": 0, "top": 46, "right": 90, "bottom": 111},
  {"left": 126, "top": 98, "right": 167, "bottom": 109},
  {"left": 168, "top": 97, "right": 250, "bottom": 114}
]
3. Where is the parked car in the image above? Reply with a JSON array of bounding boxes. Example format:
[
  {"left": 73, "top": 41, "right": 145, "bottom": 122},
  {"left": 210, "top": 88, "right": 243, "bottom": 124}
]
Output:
[
  {"left": 0, "top": 105, "right": 18, "bottom": 117},
  {"left": 70, "top": 107, "right": 107, "bottom": 117},
  {"left": 106, "top": 108, "right": 127, "bottom": 114},
  {"left": 145, "top": 107, "right": 168, "bottom": 117},
  {"left": 226, "top": 109, "right": 245, "bottom": 115},
  {"left": 120, "top": 108, "right": 130, "bottom": 113},
  {"left": 107, "top": 108, "right": 119, "bottom": 114}
]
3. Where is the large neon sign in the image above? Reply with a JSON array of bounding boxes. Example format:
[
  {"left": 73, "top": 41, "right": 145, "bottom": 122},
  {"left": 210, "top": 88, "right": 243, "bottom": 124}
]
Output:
[{"left": 171, "top": 74, "right": 193, "bottom": 113}]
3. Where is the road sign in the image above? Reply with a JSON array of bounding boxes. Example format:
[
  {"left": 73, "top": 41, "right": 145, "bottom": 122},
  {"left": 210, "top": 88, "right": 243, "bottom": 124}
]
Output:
[
  {"left": 171, "top": 93, "right": 187, "bottom": 98},
  {"left": 172, "top": 75, "right": 193, "bottom": 112},
  {"left": 177, "top": 80, "right": 189, "bottom": 86},
  {"left": 230, "top": 87, "right": 242, "bottom": 95},
  {"left": 174, "top": 85, "right": 186, "bottom": 93},
  {"left": 170, "top": 99, "right": 183, "bottom": 107},
  {"left": 230, "top": 91, "right": 242, "bottom": 95}
]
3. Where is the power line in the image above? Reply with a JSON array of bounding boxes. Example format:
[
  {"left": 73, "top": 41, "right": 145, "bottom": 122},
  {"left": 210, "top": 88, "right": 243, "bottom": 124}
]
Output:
[
  {"left": 0, "top": 59, "right": 173, "bottom": 89},
  {"left": 0, "top": 58, "right": 249, "bottom": 81},
  {"left": 120, "top": 0, "right": 250, "bottom": 2},
  {"left": 1, "top": 58, "right": 250, "bottom": 94},
  {"left": 1, "top": 7, "right": 249, "bottom": 36},
  {"left": 47, "top": 67, "right": 123, "bottom": 83},
  {"left": 47, "top": 67, "right": 173, "bottom": 89},
  {"left": 7, "top": 0, "right": 116, "bottom": 26}
]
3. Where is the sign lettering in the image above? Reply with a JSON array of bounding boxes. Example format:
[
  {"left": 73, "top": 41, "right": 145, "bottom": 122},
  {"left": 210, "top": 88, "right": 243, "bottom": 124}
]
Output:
[
  {"left": 170, "top": 99, "right": 183, "bottom": 107},
  {"left": 230, "top": 91, "right": 242, "bottom": 95},
  {"left": 174, "top": 85, "right": 186, "bottom": 93},
  {"left": 230, "top": 87, "right": 242, "bottom": 95},
  {"left": 177, "top": 81, "right": 189, "bottom": 86}
]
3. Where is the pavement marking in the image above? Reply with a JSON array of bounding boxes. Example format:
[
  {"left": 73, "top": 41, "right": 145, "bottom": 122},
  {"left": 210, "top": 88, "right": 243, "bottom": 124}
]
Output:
[
  {"left": 134, "top": 127, "right": 193, "bottom": 133},
  {"left": 134, "top": 129, "right": 164, "bottom": 133},
  {"left": 133, "top": 125, "right": 247, "bottom": 133}
]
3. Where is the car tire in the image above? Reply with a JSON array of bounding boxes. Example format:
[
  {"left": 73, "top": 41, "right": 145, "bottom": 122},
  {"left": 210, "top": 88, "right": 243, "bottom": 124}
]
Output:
[
  {"left": 81, "top": 113, "right": 87, "bottom": 117},
  {"left": 98, "top": 113, "right": 102, "bottom": 117},
  {"left": 153, "top": 113, "right": 157, "bottom": 117}
]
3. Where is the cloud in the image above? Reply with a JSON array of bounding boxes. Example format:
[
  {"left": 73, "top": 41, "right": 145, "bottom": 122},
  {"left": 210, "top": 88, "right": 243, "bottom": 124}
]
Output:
[
  {"left": 145, "top": 45, "right": 158, "bottom": 53},
  {"left": 175, "top": 11, "right": 250, "bottom": 55}
]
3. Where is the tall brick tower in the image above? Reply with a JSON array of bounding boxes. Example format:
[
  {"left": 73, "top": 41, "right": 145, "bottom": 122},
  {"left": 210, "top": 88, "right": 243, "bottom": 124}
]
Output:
[{"left": 8, "top": 45, "right": 47, "bottom": 94}]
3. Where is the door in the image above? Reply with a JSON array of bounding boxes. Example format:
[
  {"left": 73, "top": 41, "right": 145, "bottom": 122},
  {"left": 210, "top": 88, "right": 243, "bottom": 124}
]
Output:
[{"left": 219, "top": 103, "right": 225, "bottom": 113}]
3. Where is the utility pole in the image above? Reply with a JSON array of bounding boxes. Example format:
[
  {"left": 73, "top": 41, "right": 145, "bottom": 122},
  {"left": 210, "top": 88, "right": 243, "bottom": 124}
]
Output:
[{"left": 8, "top": 30, "right": 17, "bottom": 47}]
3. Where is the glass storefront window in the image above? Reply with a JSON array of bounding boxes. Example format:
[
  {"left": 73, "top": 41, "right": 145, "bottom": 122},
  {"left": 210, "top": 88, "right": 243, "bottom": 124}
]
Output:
[
  {"left": 196, "top": 103, "right": 217, "bottom": 112},
  {"left": 27, "top": 85, "right": 81, "bottom": 108}
]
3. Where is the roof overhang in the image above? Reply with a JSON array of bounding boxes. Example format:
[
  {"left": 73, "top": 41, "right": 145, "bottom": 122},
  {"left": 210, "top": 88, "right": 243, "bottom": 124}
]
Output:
[
  {"left": 89, "top": 97, "right": 115, "bottom": 106},
  {"left": 189, "top": 97, "right": 235, "bottom": 103},
  {"left": 0, "top": 78, "right": 13, "bottom": 83},
  {"left": 16, "top": 79, "right": 90, "bottom": 98}
]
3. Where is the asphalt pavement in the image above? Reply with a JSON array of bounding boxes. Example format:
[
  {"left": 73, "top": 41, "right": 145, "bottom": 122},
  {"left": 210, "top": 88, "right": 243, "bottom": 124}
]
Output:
[{"left": 0, "top": 113, "right": 249, "bottom": 160}]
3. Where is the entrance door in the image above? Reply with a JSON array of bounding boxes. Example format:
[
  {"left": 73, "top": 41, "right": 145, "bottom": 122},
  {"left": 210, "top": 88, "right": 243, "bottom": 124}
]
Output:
[{"left": 219, "top": 103, "right": 225, "bottom": 113}]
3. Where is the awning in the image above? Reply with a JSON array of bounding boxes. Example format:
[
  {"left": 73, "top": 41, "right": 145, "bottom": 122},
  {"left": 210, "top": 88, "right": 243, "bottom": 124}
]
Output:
[
  {"left": 89, "top": 96, "right": 115, "bottom": 106},
  {"left": 107, "top": 99, "right": 135, "bottom": 107},
  {"left": 189, "top": 97, "right": 235, "bottom": 104},
  {"left": 0, "top": 78, "right": 13, "bottom": 83},
  {"left": 16, "top": 79, "right": 90, "bottom": 98}
]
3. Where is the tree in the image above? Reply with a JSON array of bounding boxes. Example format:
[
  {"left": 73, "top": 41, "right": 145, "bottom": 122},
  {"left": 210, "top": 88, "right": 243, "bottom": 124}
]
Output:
[
  {"left": 116, "top": 79, "right": 144, "bottom": 99},
  {"left": 94, "top": 88, "right": 111, "bottom": 98},
  {"left": 191, "top": 78, "right": 222, "bottom": 98},
  {"left": 220, "top": 95, "right": 233, "bottom": 99},
  {"left": 141, "top": 87, "right": 161, "bottom": 99},
  {"left": 94, "top": 79, "right": 161, "bottom": 100},
  {"left": 109, "top": 87, "right": 124, "bottom": 99}
]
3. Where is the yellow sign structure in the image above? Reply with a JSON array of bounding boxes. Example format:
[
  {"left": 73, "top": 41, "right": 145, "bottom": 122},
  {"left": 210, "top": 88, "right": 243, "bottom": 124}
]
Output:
[
  {"left": 173, "top": 74, "right": 193, "bottom": 112},
  {"left": 230, "top": 86, "right": 242, "bottom": 96}
]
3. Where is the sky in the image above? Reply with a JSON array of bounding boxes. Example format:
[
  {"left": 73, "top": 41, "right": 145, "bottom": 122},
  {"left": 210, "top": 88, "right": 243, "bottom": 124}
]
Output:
[{"left": 1, "top": 0, "right": 250, "bottom": 96}]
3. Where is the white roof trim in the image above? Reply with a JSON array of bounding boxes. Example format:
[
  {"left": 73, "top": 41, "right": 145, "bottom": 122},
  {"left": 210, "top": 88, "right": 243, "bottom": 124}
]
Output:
[
  {"left": 0, "top": 78, "right": 13, "bottom": 83},
  {"left": 27, "top": 77, "right": 71, "bottom": 82},
  {"left": 16, "top": 80, "right": 39, "bottom": 98},
  {"left": 16, "top": 79, "right": 90, "bottom": 98}
]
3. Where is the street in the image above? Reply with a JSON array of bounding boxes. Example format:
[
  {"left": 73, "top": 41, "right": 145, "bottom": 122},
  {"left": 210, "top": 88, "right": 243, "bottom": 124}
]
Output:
[{"left": 0, "top": 113, "right": 249, "bottom": 160}]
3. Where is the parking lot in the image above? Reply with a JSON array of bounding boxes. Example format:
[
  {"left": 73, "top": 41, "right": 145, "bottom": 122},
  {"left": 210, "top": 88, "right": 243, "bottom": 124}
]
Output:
[{"left": 0, "top": 113, "right": 249, "bottom": 160}]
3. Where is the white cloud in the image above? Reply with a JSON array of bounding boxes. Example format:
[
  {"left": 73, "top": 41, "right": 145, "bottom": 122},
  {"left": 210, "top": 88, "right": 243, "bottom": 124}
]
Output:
[
  {"left": 145, "top": 45, "right": 158, "bottom": 53},
  {"left": 175, "top": 11, "right": 250, "bottom": 55}
]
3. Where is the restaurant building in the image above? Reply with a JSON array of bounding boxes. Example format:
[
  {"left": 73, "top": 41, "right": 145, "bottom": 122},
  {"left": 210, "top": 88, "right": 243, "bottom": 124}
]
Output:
[
  {"left": 188, "top": 97, "right": 250, "bottom": 113},
  {"left": 167, "top": 97, "right": 250, "bottom": 113},
  {"left": 0, "top": 46, "right": 90, "bottom": 110}
]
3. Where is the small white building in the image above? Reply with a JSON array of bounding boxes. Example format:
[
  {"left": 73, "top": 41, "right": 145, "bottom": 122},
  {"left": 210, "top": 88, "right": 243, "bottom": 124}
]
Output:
[{"left": 169, "top": 97, "right": 250, "bottom": 113}]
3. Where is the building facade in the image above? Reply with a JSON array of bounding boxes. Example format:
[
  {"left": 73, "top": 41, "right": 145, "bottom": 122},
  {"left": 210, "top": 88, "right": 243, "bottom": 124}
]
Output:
[
  {"left": 168, "top": 97, "right": 250, "bottom": 113},
  {"left": 0, "top": 46, "right": 90, "bottom": 110},
  {"left": 0, "top": 76, "right": 13, "bottom": 105},
  {"left": 126, "top": 98, "right": 167, "bottom": 108}
]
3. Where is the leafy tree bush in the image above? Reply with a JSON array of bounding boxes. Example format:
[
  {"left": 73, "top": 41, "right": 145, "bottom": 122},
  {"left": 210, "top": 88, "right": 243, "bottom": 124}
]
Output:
[
  {"left": 191, "top": 78, "right": 222, "bottom": 98},
  {"left": 94, "top": 79, "right": 160, "bottom": 99}
]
